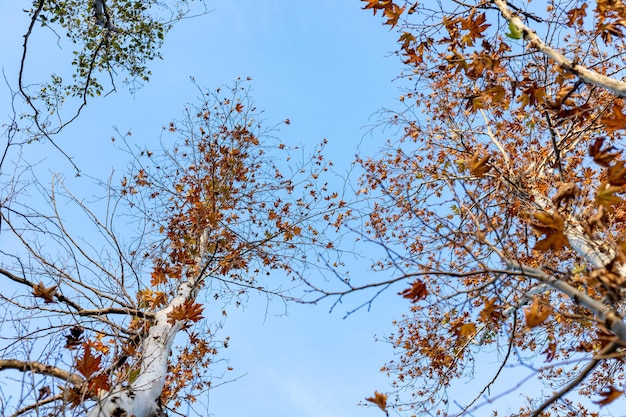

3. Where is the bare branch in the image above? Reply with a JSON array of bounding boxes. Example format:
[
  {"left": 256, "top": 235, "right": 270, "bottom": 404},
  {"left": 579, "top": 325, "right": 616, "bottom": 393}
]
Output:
[{"left": 0, "top": 359, "right": 84, "bottom": 387}]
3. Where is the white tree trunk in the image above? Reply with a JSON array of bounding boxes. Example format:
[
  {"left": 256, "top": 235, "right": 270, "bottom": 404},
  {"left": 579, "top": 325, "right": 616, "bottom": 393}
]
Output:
[{"left": 86, "top": 281, "right": 195, "bottom": 417}]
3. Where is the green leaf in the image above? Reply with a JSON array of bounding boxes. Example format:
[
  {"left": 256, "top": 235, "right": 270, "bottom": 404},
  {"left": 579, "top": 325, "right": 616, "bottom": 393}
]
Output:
[{"left": 505, "top": 21, "right": 523, "bottom": 39}]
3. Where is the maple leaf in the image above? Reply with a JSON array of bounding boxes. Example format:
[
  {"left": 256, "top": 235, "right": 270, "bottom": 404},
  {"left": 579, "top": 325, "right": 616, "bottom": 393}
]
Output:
[
  {"left": 594, "top": 386, "right": 623, "bottom": 407},
  {"left": 467, "top": 152, "right": 491, "bottom": 177},
  {"left": 478, "top": 298, "right": 500, "bottom": 323},
  {"left": 365, "top": 391, "right": 388, "bottom": 415},
  {"left": 32, "top": 281, "right": 57, "bottom": 304},
  {"left": 87, "top": 373, "right": 111, "bottom": 396},
  {"left": 524, "top": 298, "right": 552, "bottom": 329},
  {"left": 552, "top": 182, "right": 580, "bottom": 205},
  {"left": 460, "top": 11, "right": 490, "bottom": 46},
  {"left": 595, "top": 182, "right": 624, "bottom": 211},
  {"left": 60, "top": 386, "right": 83, "bottom": 407},
  {"left": 399, "top": 280, "right": 428, "bottom": 302},
  {"left": 455, "top": 322, "right": 477, "bottom": 341},
  {"left": 566, "top": 3, "right": 587, "bottom": 27},
  {"left": 531, "top": 211, "right": 570, "bottom": 251},
  {"left": 167, "top": 300, "right": 205, "bottom": 325},
  {"left": 362, "top": 0, "right": 390, "bottom": 14},
  {"left": 234, "top": 103, "right": 244, "bottom": 113},
  {"left": 151, "top": 267, "right": 168, "bottom": 286},
  {"left": 608, "top": 160, "right": 626, "bottom": 186},
  {"left": 383, "top": 4, "right": 406, "bottom": 28},
  {"left": 601, "top": 101, "right": 626, "bottom": 132},
  {"left": 76, "top": 346, "right": 102, "bottom": 379},
  {"left": 586, "top": 205, "right": 610, "bottom": 234},
  {"left": 589, "top": 137, "right": 620, "bottom": 167}
]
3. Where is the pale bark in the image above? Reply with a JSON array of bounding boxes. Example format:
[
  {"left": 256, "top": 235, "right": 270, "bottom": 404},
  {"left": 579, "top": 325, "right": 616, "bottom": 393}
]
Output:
[
  {"left": 86, "top": 281, "right": 194, "bottom": 417},
  {"left": 494, "top": 0, "right": 626, "bottom": 97},
  {"left": 85, "top": 224, "right": 210, "bottom": 417}
]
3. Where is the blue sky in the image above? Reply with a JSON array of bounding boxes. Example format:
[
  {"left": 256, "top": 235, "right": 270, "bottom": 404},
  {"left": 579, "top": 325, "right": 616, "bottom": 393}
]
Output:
[{"left": 0, "top": 2, "right": 413, "bottom": 417}]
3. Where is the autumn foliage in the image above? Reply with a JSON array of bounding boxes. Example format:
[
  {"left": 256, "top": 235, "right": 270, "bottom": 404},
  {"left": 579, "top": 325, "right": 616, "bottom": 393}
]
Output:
[
  {"left": 356, "top": 0, "right": 626, "bottom": 416},
  {"left": 0, "top": 80, "right": 343, "bottom": 415}
]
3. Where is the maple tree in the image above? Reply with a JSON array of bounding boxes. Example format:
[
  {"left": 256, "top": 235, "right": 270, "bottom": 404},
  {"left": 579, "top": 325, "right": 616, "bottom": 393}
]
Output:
[
  {"left": 343, "top": 0, "right": 626, "bottom": 416},
  {"left": 0, "top": 79, "right": 343, "bottom": 416},
  {"left": 0, "top": 2, "right": 350, "bottom": 416}
]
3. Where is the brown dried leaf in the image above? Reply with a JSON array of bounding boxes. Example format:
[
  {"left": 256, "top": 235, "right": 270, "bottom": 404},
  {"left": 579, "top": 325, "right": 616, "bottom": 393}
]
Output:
[
  {"left": 542, "top": 342, "right": 557, "bottom": 362},
  {"left": 467, "top": 152, "right": 491, "bottom": 177},
  {"left": 32, "top": 281, "right": 57, "bottom": 304},
  {"left": 594, "top": 386, "right": 623, "bottom": 407},
  {"left": 479, "top": 298, "right": 500, "bottom": 323},
  {"left": 76, "top": 347, "right": 102, "bottom": 379},
  {"left": 552, "top": 182, "right": 579, "bottom": 205},
  {"left": 399, "top": 280, "right": 428, "bottom": 302},
  {"left": 365, "top": 391, "right": 388, "bottom": 413},
  {"left": 586, "top": 205, "right": 610, "bottom": 235},
  {"left": 524, "top": 298, "right": 552, "bottom": 329},
  {"left": 595, "top": 182, "right": 624, "bottom": 211},
  {"left": 37, "top": 386, "right": 51, "bottom": 401},
  {"left": 167, "top": 300, "right": 205, "bottom": 326},
  {"left": 608, "top": 160, "right": 626, "bottom": 186},
  {"left": 531, "top": 211, "right": 569, "bottom": 251},
  {"left": 589, "top": 137, "right": 620, "bottom": 167}
]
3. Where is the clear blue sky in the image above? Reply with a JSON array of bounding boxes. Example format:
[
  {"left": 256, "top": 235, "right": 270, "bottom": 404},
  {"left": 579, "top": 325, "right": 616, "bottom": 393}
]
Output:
[{"left": 0, "top": 2, "right": 411, "bottom": 417}]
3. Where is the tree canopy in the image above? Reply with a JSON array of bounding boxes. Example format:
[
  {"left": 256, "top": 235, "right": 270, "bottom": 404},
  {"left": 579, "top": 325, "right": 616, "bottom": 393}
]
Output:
[{"left": 354, "top": 0, "right": 626, "bottom": 416}]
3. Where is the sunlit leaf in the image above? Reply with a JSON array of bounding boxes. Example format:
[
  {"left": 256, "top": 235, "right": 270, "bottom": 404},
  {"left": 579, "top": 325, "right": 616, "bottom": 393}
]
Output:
[
  {"left": 399, "top": 280, "right": 428, "bottom": 302},
  {"left": 365, "top": 391, "right": 388, "bottom": 414},
  {"left": 32, "top": 281, "right": 57, "bottom": 304},
  {"left": 594, "top": 386, "right": 623, "bottom": 407},
  {"left": 524, "top": 298, "right": 552, "bottom": 329}
]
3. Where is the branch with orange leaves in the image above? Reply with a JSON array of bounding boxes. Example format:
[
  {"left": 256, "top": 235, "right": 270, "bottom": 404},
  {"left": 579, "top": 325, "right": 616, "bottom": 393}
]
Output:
[
  {"left": 494, "top": 0, "right": 626, "bottom": 97},
  {"left": 504, "top": 259, "right": 626, "bottom": 343}
]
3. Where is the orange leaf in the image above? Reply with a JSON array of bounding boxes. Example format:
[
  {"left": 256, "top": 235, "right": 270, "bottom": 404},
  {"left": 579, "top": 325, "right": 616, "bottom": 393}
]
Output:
[
  {"left": 589, "top": 137, "right": 620, "bottom": 167},
  {"left": 383, "top": 3, "right": 405, "bottom": 27},
  {"left": 76, "top": 346, "right": 102, "bottom": 379},
  {"left": 601, "top": 101, "right": 626, "bottom": 132},
  {"left": 235, "top": 103, "right": 244, "bottom": 113},
  {"left": 151, "top": 267, "right": 168, "bottom": 286},
  {"left": 362, "top": 0, "right": 390, "bottom": 14},
  {"left": 467, "top": 152, "right": 491, "bottom": 177},
  {"left": 399, "top": 280, "right": 428, "bottom": 302},
  {"left": 608, "top": 160, "right": 626, "bottom": 186},
  {"left": 566, "top": 3, "right": 587, "bottom": 27},
  {"left": 87, "top": 373, "right": 111, "bottom": 396},
  {"left": 524, "top": 298, "right": 552, "bottom": 329},
  {"left": 456, "top": 322, "right": 477, "bottom": 341},
  {"left": 596, "top": 182, "right": 624, "bottom": 211},
  {"left": 365, "top": 391, "right": 388, "bottom": 413},
  {"left": 542, "top": 342, "right": 557, "bottom": 362},
  {"left": 594, "top": 386, "right": 623, "bottom": 407},
  {"left": 531, "top": 211, "right": 570, "bottom": 251},
  {"left": 479, "top": 298, "right": 500, "bottom": 323},
  {"left": 167, "top": 300, "right": 205, "bottom": 326},
  {"left": 32, "top": 281, "right": 57, "bottom": 304}
]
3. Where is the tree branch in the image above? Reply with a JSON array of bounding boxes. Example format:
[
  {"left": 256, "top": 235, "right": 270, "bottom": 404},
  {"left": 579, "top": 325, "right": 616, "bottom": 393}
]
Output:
[
  {"left": 504, "top": 259, "right": 626, "bottom": 343},
  {"left": 0, "top": 359, "right": 84, "bottom": 387},
  {"left": 494, "top": 0, "right": 626, "bottom": 97},
  {"left": 530, "top": 342, "right": 619, "bottom": 417}
]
